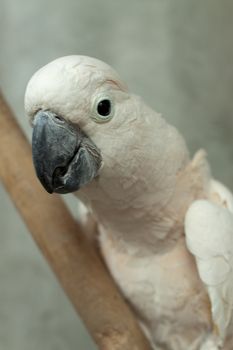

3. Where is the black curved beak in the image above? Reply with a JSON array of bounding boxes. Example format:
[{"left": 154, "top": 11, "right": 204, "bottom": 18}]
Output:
[{"left": 32, "top": 110, "right": 102, "bottom": 194}]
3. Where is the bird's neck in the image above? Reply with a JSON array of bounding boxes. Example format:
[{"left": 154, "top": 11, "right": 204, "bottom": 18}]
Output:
[{"left": 80, "top": 174, "right": 189, "bottom": 256}]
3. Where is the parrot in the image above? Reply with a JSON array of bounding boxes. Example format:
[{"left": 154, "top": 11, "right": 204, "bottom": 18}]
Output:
[{"left": 24, "top": 55, "right": 233, "bottom": 350}]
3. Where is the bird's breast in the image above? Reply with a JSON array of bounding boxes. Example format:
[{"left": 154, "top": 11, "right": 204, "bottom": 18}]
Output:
[{"left": 99, "top": 232, "right": 212, "bottom": 349}]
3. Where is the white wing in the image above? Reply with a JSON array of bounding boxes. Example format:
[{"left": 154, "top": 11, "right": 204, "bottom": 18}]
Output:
[{"left": 185, "top": 179, "right": 233, "bottom": 346}]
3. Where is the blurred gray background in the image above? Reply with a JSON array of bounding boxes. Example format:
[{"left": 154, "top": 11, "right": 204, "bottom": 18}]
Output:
[{"left": 0, "top": 0, "right": 233, "bottom": 349}]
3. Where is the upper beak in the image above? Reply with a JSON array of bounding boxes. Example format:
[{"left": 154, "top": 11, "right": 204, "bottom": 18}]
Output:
[{"left": 32, "top": 110, "right": 102, "bottom": 194}]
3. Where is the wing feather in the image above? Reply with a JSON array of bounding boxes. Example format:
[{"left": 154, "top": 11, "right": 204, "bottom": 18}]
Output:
[{"left": 185, "top": 180, "right": 233, "bottom": 345}]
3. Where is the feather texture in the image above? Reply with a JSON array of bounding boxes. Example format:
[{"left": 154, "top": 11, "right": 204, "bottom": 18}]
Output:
[{"left": 185, "top": 180, "right": 233, "bottom": 347}]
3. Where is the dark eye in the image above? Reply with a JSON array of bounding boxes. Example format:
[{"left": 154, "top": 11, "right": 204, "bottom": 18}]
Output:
[
  {"left": 92, "top": 95, "right": 114, "bottom": 123},
  {"left": 97, "top": 99, "right": 111, "bottom": 116}
]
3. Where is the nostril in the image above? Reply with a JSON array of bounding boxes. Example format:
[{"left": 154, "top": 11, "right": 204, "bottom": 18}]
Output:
[{"left": 53, "top": 166, "right": 68, "bottom": 178}]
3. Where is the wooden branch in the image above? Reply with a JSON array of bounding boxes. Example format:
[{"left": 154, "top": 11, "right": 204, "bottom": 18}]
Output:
[{"left": 0, "top": 92, "right": 152, "bottom": 350}]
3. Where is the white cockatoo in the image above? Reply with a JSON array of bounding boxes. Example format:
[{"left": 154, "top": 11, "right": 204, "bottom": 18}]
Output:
[{"left": 24, "top": 56, "right": 233, "bottom": 350}]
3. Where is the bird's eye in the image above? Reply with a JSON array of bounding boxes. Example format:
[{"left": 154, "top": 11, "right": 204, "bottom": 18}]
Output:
[
  {"left": 91, "top": 95, "right": 114, "bottom": 123},
  {"left": 97, "top": 99, "right": 111, "bottom": 117}
]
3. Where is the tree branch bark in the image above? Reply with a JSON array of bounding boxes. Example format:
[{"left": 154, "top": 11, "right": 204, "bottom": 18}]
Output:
[{"left": 0, "top": 91, "right": 152, "bottom": 350}]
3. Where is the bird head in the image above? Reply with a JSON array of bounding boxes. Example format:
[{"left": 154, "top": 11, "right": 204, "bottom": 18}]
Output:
[
  {"left": 25, "top": 55, "right": 189, "bottom": 213},
  {"left": 24, "top": 55, "right": 141, "bottom": 195}
]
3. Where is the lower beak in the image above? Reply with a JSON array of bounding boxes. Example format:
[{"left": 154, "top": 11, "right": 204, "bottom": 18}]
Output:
[{"left": 32, "top": 110, "right": 102, "bottom": 194}]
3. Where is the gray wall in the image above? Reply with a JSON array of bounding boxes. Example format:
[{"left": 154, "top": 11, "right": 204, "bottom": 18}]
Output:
[{"left": 1, "top": 1, "right": 233, "bottom": 349}]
